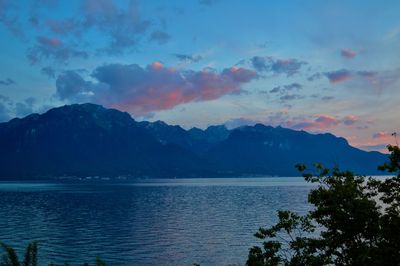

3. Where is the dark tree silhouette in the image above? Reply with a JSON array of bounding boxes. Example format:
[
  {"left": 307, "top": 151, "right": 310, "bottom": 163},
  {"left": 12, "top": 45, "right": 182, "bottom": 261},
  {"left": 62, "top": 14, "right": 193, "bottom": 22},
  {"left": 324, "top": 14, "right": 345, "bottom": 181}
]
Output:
[
  {"left": 0, "top": 241, "right": 106, "bottom": 266},
  {"left": 247, "top": 145, "right": 400, "bottom": 266}
]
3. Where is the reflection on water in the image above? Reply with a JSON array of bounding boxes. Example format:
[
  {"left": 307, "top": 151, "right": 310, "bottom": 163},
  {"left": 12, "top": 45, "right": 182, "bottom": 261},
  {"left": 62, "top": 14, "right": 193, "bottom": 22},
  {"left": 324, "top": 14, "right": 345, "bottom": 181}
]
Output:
[{"left": 0, "top": 178, "right": 314, "bottom": 265}]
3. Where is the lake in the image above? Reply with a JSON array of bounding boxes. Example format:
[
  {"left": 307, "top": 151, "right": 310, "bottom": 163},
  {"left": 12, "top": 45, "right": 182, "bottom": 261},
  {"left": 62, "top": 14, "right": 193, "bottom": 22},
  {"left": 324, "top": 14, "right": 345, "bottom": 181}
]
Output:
[{"left": 0, "top": 177, "right": 315, "bottom": 265}]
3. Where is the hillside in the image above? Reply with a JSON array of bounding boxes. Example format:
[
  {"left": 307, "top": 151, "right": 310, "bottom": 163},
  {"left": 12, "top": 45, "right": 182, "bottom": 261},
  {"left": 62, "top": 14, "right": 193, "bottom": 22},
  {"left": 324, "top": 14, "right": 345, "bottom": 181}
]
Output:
[{"left": 0, "top": 103, "right": 388, "bottom": 179}]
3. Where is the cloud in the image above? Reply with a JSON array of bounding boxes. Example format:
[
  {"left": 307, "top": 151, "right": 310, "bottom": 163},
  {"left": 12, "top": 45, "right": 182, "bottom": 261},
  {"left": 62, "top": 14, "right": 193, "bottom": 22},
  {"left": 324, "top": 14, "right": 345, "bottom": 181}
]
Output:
[
  {"left": 0, "top": 96, "right": 41, "bottom": 121},
  {"left": 321, "top": 96, "right": 334, "bottom": 101},
  {"left": 55, "top": 70, "right": 94, "bottom": 101},
  {"left": 270, "top": 86, "right": 280, "bottom": 93},
  {"left": 82, "top": 0, "right": 151, "bottom": 52},
  {"left": 372, "top": 131, "right": 392, "bottom": 139},
  {"left": 324, "top": 69, "right": 353, "bottom": 84},
  {"left": 356, "top": 132, "right": 398, "bottom": 153},
  {"left": 174, "top": 53, "right": 203, "bottom": 63},
  {"left": 250, "top": 56, "right": 307, "bottom": 76},
  {"left": 271, "top": 59, "right": 306, "bottom": 76},
  {"left": 356, "top": 71, "right": 377, "bottom": 78},
  {"left": 340, "top": 48, "right": 356, "bottom": 59},
  {"left": 307, "top": 72, "right": 323, "bottom": 81},
  {"left": 313, "top": 68, "right": 399, "bottom": 90},
  {"left": 226, "top": 113, "right": 339, "bottom": 132},
  {"left": 0, "top": 94, "right": 10, "bottom": 103},
  {"left": 224, "top": 112, "right": 363, "bottom": 134},
  {"left": 2, "top": 0, "right": 168, "bottom": 64},
  {"left": 290, "top": 114, "right": 361, "bottom": 130},
  {"left": 0, "top": 101, "right": 10, "bottom": 122},
  {"left": 81, "top": 0, "right": 170, "bottom": 52},
  {"left": 149, "top": 30, "right": 171, "bottom": 44},
  {"left": 251, "top": 56, "right": 269, "bottom": 72},
  {"left": 322, "top": 68, "right": 400, "bottom": 91},
  {"left": 283, "top": 83, "right": 302, "bottom": 90},
  {"left": 342, "top": 115, "right": 358, "bottom": 126},
  {"left": 266, "top": 83, "right": 304, "bottom": 106},
  {"left": 356, "top": 69, "right": 400, "bottom": 91},
  {"left": 291, "top": 115, "right": 340, "bottom": 131},
  {"left": 312, "top": 114, "right": 340, "bottom": 127},
  {"left": 15, "top": 97, "right": 36, "bottom": 117},
  {"left": 27, "top": 36, "right": 88, "bottom": 64},
  {"left": 358, "top": 143, "right": 388, "bottom": 153},
  {"left": 224, "top": 117, "right": 260, "bottom": 129},
  {"left": 311, "top": 94, "right": 334, "bottom": 102},
  {"left": 0, "top": 78, "right": 15, "bottom": 86},
  {"left": 269, "top": 83, "right": 302, "bottom": 94},
  {"left": 0, "top": 0, "right": 24, "bottom": 37},
  {"left": 41, "top": 66, "right": 56, "bottom": 78},
  {"left": 55, "top": 62, "right": 258, "bottom": 115},
  {"left": 279, "top": 94, "right": 304, "bottom": 102},
  {"left": 268, "top": 83, "right": 304, "bottom": 105},
  {"left": 45, "top": 18, "right": 80, "bottom": 34},
  {"left": 37, "top": 35, "right": 62, "bottom": 47}
]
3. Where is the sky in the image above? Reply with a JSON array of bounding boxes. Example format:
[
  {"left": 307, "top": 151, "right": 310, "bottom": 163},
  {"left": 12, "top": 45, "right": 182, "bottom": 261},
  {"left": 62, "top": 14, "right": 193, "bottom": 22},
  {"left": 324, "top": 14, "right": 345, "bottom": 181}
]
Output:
[{"left": 0, "top": 0, "right": 399, "bottom": 152}]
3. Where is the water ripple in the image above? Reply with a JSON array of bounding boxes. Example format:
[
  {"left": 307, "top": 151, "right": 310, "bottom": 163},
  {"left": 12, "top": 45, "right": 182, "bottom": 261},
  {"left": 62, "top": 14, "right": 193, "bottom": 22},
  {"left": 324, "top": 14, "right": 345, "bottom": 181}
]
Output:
[{"left": 0, "top": 178, "right": 313, "bottom": 265}]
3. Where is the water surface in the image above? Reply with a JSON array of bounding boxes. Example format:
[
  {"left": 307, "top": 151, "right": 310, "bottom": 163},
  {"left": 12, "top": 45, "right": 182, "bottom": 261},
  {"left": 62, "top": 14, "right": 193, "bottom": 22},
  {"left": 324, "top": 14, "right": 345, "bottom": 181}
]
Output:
[{"left": 0, "top": 177, "right": 314, "bottom": 265}]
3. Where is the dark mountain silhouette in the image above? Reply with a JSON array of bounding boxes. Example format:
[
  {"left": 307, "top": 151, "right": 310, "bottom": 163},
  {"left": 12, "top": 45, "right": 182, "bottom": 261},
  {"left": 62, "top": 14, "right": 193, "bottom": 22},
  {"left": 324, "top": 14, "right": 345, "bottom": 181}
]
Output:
[
  {"left": 0, "top": 103, "right": 387, "bottom": 179},
  {"left": 140, "top": 121, "right": 230, "bottom": 154},
  {"left": 205, "top": 124, "right": 386, "bottom": 176},
  {"left": 0, "top": 104, "right": 206, "bottom": 179}
]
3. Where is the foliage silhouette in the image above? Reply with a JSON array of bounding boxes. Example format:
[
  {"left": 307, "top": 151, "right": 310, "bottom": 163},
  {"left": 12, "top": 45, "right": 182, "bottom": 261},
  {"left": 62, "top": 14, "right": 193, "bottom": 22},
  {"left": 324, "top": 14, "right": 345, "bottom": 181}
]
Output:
[
  {"left": 247, "top": 144, "right": 400, "bottom": 266},
  {"left": 0, "top": 241, "right": 106, "bottom": 266}
]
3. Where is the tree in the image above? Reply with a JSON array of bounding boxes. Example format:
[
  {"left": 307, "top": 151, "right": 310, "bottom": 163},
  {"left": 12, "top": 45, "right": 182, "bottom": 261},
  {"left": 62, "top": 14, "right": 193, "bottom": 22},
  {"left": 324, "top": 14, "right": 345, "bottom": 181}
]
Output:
[
  {"left": 0, "top": 241, "right": 107, "bottom": 266},
  {"left": 247, "top": 145, "right": 400, "bottom": 266},
  {"left": 0, "top": 241, "right": 37, "bottom": 266}
]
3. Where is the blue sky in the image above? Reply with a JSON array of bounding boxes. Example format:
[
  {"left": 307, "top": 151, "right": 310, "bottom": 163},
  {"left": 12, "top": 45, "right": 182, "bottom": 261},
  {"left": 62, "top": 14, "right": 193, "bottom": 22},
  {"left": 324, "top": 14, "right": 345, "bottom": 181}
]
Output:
[{"left": 0, "top": 0, "right": 399, "bottom": 152}]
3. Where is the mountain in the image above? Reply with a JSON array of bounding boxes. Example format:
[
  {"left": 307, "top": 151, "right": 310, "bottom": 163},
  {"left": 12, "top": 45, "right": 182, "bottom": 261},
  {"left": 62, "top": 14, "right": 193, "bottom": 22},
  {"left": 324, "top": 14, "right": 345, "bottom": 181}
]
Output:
[
  {"left": 0, "top": 104, "right": 207, "bottom": 179},
  {"left": 205, "top": 124, "right": 386, "bottom": 176},
  {"left": 138, "top": 120, "right": 199, "bottom": 153},
  {"left": 140, "top": 121, "right": 230, "bottom": 154},
  {"left": 0, "top": 103, "right": 388, "bottom": 179}
]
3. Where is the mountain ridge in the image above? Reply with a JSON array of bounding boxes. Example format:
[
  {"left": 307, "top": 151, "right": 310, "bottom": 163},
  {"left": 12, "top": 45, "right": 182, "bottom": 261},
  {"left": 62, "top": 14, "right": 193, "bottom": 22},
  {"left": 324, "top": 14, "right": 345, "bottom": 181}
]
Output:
[{"left": 0, "top": 103, "right": 387, "bottom": 179}]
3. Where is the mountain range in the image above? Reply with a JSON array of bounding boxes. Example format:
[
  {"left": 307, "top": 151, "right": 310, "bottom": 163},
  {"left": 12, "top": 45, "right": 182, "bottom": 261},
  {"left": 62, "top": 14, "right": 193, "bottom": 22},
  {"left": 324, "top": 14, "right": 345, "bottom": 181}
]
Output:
[{"left": 0, "top": 103, "right": 388, "bottom": 179}]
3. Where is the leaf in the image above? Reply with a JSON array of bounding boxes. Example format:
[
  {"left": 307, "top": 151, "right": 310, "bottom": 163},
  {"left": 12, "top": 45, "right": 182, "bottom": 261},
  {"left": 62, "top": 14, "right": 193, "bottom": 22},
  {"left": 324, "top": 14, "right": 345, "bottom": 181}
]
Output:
[{"left": 0, "top": 243, "right": 20, "bottom": 266}]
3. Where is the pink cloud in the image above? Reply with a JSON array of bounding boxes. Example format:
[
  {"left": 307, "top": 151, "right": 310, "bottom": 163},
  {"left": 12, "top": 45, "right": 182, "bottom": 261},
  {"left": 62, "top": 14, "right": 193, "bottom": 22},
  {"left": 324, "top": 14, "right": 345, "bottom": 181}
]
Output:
[
  {"left": 324, "top": 69, "right": 353, "bottom": 84},
  {"left": 373, "top": 131, "right": 391, "bottom": 139},
  {"left": 56, "top": 63, "right": 258, "bottom": 115},
  {"left": 341, "top": 48, "right": 356, "bottom": 59},
  {"left": 314, "top": 115, "right": 341, "bottom": 128},
  {"left": 28, "top": 36, "right": 88, "bottom": 64},
  {"left": 37, "top": 36, "right": 62, "bottom": 47},
  {"left": 354, "top": 132, "right": 397, "bottom": 153},
  {"left": 291, "top": 115, "right": 340, "bottom": 131}
]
